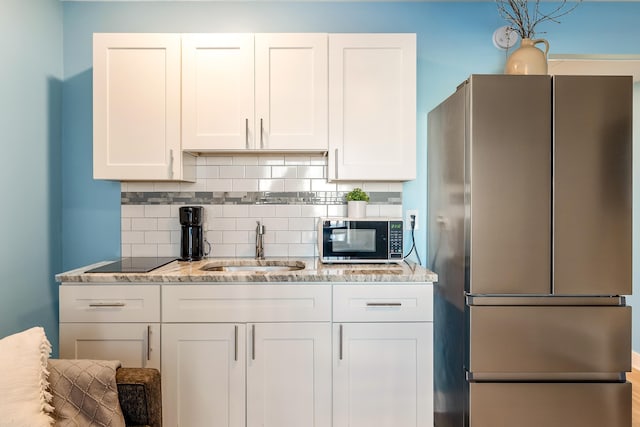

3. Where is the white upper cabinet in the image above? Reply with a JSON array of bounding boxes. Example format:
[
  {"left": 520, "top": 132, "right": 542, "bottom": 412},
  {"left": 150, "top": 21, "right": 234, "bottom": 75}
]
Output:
[
  {"left": 93, "top": 33, "right": 194, "bottom": 181},
  {"left": 182, "top": 33, "right": 328, "bottom": 152},
  {"left": 255, "top": 34, "right": 328, "bottom": 151},
  {"left": 181, "top": 34, "right": 255, "bottom": 151},
  {"left": 328, "top": 34, "right": 417, "bottom": 181},
  {"left": 92, "top": 32, "right": 416, "bottom": 180}
]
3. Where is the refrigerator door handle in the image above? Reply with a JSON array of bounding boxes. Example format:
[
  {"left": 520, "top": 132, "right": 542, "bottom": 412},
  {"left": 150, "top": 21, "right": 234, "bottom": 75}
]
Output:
[
  {"left": 467, "top": 371, "right": 627, "bottom": 382},
  {"left": 466, "top": 295, "right": 626, "bottom": 307}
]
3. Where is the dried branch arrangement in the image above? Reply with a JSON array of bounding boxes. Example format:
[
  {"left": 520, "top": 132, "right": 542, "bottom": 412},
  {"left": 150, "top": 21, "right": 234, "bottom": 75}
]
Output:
[{"left": 496, "top": 0, "right": 582, "bottom": 39}]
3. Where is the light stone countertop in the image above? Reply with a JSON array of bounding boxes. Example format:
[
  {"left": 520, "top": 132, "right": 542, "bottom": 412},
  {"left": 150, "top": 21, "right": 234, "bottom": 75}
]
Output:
[{"left": 55, "top": 257, "right": 437, "bottom": 284}]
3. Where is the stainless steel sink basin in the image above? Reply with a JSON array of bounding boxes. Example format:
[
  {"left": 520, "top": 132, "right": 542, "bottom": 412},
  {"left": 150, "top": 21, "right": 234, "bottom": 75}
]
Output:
[{"left": 200, "top": 260, "right": 305, "bottom": 273}]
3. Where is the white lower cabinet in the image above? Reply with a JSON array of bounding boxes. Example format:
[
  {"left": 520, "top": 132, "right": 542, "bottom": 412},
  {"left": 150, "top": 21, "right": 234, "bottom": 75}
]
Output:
[
  {"left": 332, "top": 284, "right": 434, "bottom": 427},
  {"left": 247, "top": 322, "right": 331, "bottom": 427},
  {"left": 58, "top": 284, "right": 161, "bottom": 369},
  {"left": 59, "top": 282, "right": 433, "bottom": 427},
  {"left": 333, "top": 322, "right": 433, "bottom": 427},
  {"left": 59, "top": 323, "right": 160, "bottom": 369},
  {"left": 162, "top": 323, "right": 246, "bottom": 427},
  {"left": 161, "top": 284, "right": 333, "bottom": 427},
  {"left": 163, "top": 322, "right": 331, "bottom": 427}
]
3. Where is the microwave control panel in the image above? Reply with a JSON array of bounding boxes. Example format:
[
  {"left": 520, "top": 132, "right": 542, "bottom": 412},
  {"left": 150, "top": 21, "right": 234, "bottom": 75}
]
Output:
[{"left": 389, "top": 220, "right": 404, "bottom": 259}]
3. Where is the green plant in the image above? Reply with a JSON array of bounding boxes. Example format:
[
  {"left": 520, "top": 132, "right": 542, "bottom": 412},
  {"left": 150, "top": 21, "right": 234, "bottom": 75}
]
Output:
[{"left": 345, "top": 188, "right": 370, "bottom": 202}]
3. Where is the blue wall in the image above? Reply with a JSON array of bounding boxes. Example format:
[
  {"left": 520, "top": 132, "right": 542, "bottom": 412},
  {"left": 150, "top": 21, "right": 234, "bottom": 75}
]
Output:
[
  {"left": 2, "top": 0, "right": 639, "bottom": 359},
  {"left": 0, "top": 0, "right": 63, "bottom": 352},
  {"left": 61, "top": 2, "right": 640, "bottom": 353}
]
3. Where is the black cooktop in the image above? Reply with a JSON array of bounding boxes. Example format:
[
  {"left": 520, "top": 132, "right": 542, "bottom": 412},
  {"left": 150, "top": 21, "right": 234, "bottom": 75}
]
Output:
[{"left": 85, "top": 257, "right": 178, "bottom": 273}]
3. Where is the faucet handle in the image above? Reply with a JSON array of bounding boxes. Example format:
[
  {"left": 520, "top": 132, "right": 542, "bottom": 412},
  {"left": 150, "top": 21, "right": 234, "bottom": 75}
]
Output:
[{"left": 256, "top": 221, "right": 265, "bottom": 234}]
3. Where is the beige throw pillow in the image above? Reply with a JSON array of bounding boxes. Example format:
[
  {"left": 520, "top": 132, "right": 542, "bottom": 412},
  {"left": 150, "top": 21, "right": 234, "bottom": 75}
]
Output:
[
  {"left": 48, "top": 359, "right": 125, "bottom": 427},
  {"left": 0, "top": 326, "right": 54, "bottom": 427}
]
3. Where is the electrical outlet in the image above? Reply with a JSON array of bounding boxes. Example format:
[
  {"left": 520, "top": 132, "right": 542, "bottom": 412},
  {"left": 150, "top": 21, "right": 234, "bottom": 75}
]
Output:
[{"left": 406, "top": 210, "right": 419, "bottom": 231}]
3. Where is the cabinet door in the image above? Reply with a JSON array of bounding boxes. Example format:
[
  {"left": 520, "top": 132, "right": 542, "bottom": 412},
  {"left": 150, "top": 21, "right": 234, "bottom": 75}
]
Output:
[
  {"left": 162, "top": 324, "right": 246, "bottom": 427},
  {"left": 328, "top": 34, "right": 416, "bottom": 181},
  {"left": 93, "top": 33, "right": 183, "bottom": 180},
  {"left": 59, "top": 323, "right": 160, "bottom": 369},
  {"left": 255, "top": 33, "right": 328, "bottom": 151},
  {"left": 333, "top": 322, "right": 433, "bottom": 427},
  {"left": 247, "top": 323, "right": 332, "bottom": 427},
  {"left": 182, "top": 34, "right": 255, "bottom": 151}
]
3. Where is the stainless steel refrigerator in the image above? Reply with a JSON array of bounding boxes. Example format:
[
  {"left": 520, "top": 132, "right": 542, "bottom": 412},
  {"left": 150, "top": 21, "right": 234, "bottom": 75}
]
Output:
[{"left": 427, "top": 74, "right": 632, "bottom": 427}]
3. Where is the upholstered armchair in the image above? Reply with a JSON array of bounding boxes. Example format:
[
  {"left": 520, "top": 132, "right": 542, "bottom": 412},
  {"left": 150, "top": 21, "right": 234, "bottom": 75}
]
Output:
[
  {"left": 115, "top": 367, "right": 162, "bottom": 427},
  {"left": 47, "top": 359, "right": 162, "bottom": 427}
]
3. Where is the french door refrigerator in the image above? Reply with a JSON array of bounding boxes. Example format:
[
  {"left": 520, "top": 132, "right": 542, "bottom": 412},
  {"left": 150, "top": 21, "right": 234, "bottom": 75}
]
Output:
[{"left": 427, "top": 74, "right": 632, "bottom": 427}]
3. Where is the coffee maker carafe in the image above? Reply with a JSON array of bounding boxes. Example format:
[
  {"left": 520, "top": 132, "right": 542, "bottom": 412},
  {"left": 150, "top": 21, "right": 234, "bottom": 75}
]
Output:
[{"left": 179, "top": 206, "right": 208, "bottom": 261}]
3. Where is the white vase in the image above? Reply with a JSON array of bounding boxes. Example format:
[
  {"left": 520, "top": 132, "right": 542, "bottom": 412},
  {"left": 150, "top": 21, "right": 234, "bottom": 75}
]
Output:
[
  {"left": 505, "top": 38, "right": 549, "bottom": 75},
  {"left": 347, "top": 201, "right": 367, "bottom": 218}
]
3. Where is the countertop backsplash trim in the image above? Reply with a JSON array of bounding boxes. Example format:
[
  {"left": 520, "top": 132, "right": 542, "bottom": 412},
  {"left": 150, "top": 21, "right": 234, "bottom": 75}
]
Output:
[
  {"left": 122, "top": 191, "right": 402, "bottom": 206},
  {"left": 120, "top": 154, "right": 404, "bottom": 259}
]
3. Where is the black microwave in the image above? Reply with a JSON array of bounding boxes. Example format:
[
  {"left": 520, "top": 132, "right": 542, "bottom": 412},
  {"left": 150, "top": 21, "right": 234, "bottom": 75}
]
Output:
[{"left": 318, "top": 217, "right": 404, "bottom": 263}]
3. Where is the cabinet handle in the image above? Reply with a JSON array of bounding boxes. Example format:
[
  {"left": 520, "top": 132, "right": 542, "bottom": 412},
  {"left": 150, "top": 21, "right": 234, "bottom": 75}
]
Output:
[
  {"left": 339, "top": 324, "right": 343, "bottom": 360},
  {"left": 234, "top": 325, "right": 238, "bottom": 362},
  {"left": 366, "top": 302, "right": 403, "bottom": 307},
  {"left": 334, "top": 148, "right": 339, "bottom": 180},
  {"left": 88, "top": 302, "right": 126, "bottom": 307},
  {"left": 146, "top": 325, "right": 151, "bottom": 361},
  {"left": 245, "top": 118, "right": 249, "bottom": 149},
  {"left": 251, "top": 324, "right": 256, "bottom": 360},
  {"left": 260, "top": 118, "right": 264, "bottom": 149},
  {"left": 169, "top": 149, "right": 174, "bottom": 179}
]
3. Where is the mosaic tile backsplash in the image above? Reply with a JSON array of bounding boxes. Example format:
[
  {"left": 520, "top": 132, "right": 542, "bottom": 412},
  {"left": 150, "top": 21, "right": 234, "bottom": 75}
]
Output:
[{"left": 121, "top": 154, "right": 403, "bottom": 258}]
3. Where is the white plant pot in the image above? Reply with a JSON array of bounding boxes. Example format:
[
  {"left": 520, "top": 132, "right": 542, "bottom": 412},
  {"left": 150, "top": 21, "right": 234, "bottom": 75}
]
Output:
[{"left": 347, "top": 201, "right": 367, "bottom": 218}]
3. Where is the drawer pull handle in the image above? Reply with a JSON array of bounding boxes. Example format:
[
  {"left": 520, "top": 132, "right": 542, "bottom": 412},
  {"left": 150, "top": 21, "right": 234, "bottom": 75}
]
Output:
[
  {"left": 366, "top": 302, "right": 402, "bottom": 307},
  {"left": 252, "top": 324, "right": 256, "bottom": 361},
  {"left": 169, "top": 149, "right": 174, "bottom": 179},
  {"left": 147, "top": 325, "right": 151, "bottom": 361},
  {"left": 88, "top": 302, "right": 126, "bottom": 307},
  {"left": 234, "top": 325, "right": 239, "bottom": 362},
  {"left": 339, "top": 324, "right": 343, "bottom": 361},
  {"left": 245, "top": 118, "right": 249, "bottom": 149},
  {"left": 260, "top": 118, "right": 264, "bottom": 149}
]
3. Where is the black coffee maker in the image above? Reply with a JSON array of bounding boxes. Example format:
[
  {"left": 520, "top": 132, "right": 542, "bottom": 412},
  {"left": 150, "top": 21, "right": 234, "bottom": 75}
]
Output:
[{"left": 179, "top": 206, "right": 207, "bottom": 261}]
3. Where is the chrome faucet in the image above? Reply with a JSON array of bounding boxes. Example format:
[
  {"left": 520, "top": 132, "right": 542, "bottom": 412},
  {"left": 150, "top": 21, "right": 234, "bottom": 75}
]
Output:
[{"left": 255, "top": 221, "right": 265, "bottom": 260}]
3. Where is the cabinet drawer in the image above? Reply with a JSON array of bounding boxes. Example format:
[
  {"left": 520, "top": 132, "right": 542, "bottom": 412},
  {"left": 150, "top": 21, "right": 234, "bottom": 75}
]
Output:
[
  {"left": 333, "top": 284, "right": 433, "bottom": 322},
  {"left": 59, "top": 285, "right": 160, "bottom": 322},
  {"left": 163, "top": 284, "right": 331, "bottom": 322}
]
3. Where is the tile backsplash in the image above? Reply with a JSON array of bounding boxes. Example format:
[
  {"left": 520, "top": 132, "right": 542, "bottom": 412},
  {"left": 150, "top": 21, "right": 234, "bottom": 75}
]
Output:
[{"left": 121, "top": 154, "right": 403, "bottom": 258}]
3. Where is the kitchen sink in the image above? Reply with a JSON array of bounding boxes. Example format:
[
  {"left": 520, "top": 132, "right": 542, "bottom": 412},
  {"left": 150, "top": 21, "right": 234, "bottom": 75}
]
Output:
[{"left": 200, "top": 260, "right": 306, "bottom": 273}]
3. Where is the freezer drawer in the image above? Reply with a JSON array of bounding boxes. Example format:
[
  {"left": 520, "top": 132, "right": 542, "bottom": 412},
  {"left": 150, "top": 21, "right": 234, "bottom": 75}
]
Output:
[
  {"left": 469, "top": 382, "right": 631, "bottom": 427},
  {"left": 469, "top": 305, "right": 630, "bottom": 378}
]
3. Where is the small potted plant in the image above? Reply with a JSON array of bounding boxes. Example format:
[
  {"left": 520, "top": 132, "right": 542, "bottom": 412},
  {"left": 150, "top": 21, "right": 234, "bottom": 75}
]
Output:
[{"left": 345, "top": 188, "right": 370, "bottom": 218}]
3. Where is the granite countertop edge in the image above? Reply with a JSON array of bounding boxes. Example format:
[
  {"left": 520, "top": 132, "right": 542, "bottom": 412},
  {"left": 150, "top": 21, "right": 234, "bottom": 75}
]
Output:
[{"left": 56, "top": 257, "right": 438, "bottom": 284}]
